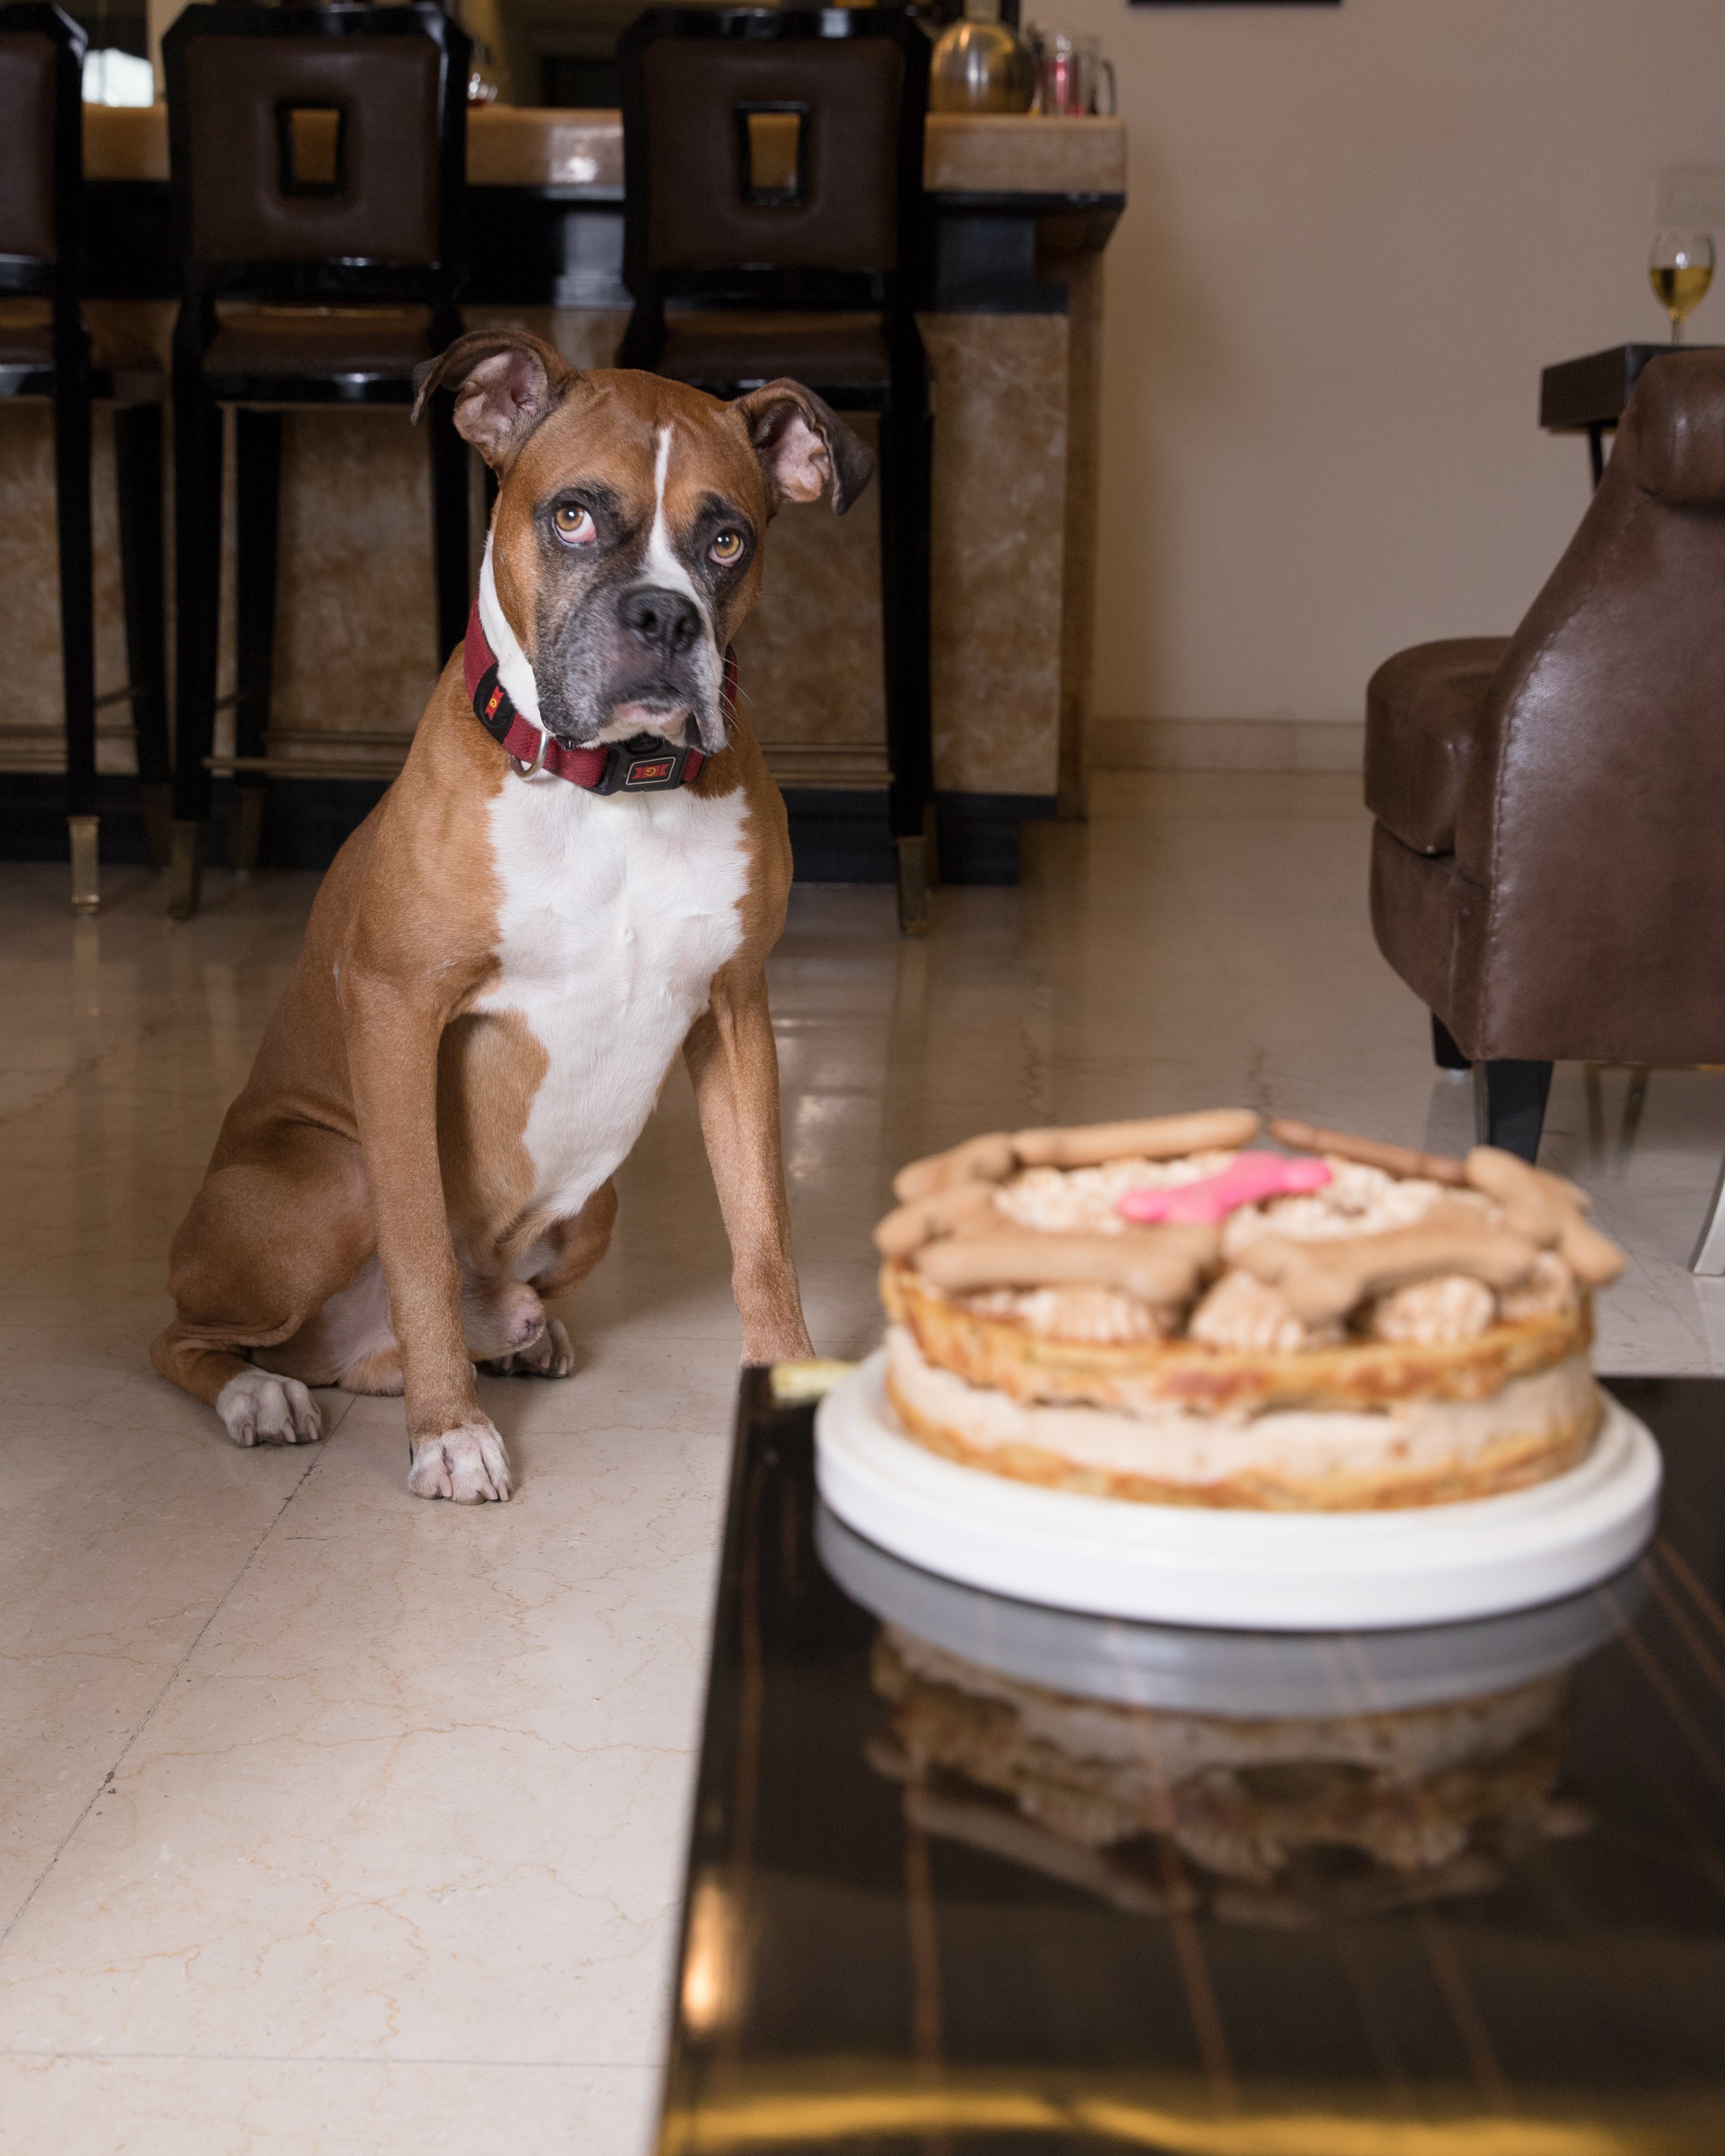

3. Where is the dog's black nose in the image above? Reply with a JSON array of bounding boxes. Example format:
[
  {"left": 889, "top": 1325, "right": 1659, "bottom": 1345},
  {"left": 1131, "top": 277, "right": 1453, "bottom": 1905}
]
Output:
[{"left": 619, "top": 585, "right": 701, "bottom": 660}]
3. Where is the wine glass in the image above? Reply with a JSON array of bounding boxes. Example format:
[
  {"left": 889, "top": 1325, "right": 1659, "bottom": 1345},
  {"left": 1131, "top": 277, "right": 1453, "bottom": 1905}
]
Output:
[{"left": 1649, "top": 230, "right": 1714, "bottom": 345}]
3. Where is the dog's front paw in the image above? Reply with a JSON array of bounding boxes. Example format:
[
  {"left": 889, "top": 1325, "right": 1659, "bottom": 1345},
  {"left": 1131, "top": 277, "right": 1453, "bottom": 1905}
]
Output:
[
  {"left": 480, "top": 1318, "right": 574, "bottom": 1379},
  {"left": 216, "top": 1370, "right": 323, "bottom": 1448},
  {"left": 408, "top": 1420, "right": 512, "bottom": 1504}
]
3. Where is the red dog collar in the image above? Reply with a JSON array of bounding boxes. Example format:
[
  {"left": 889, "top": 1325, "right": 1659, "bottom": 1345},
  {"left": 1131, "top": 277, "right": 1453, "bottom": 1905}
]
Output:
[{"left": 464, "top": 599, "right": 731, "bottom": 793}]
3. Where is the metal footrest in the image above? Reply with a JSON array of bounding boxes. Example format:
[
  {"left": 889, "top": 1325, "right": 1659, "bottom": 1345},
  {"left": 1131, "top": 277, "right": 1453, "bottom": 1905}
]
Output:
[
  {"left": 894, "top": 834, "right": 929, "bottom": 937},
  {"left": 168, "top": 820, "right": 206, "bottom": 921},
  {"left": 68, "top": 816, "right": 99, "bottom": 915}
]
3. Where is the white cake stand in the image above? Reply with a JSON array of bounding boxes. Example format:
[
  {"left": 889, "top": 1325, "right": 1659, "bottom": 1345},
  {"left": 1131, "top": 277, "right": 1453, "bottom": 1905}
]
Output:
[
  {"left": 813, "top": 1504, "right": 1645, "bottom": 1713},
  {"left": 813, "top": 1350, "right": 1661, "bottom": 1632}
]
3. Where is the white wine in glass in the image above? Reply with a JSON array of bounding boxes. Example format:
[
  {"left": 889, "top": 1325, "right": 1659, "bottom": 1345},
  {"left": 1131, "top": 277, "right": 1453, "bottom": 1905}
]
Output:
[{"left": 1650, "top": 230, "right": 1714, "bottom": 343}]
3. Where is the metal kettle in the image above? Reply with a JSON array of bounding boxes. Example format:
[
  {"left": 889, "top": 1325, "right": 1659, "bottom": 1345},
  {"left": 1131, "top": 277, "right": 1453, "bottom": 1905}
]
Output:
[{"left": 929, "top": 0, "right": 1036, "bottom": 116}]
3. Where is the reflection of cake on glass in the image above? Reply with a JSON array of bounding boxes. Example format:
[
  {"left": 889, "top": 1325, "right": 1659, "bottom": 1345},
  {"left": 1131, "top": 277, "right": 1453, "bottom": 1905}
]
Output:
[
  {"left": 874, "top": 1111, "right": 1626, "bottom": 1511},
  {"left": 818, "top": 1509, "right": 1629, "bottom": 1927},
  {"left": 868, "top": 1626, "right": 1593, "bottom": 1926},
  {"left": 869, "top": 1629, "right": 1593, "bottom": 1924}
]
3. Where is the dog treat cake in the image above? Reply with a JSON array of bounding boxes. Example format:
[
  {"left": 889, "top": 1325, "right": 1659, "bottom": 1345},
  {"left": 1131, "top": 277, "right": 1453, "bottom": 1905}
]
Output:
[
  {"left": 874, "top": 1111, "right": 1626, "bottom": 1510},
  {"left": 867, "top": 1622, "right": 1590, "bottom": 1924}
]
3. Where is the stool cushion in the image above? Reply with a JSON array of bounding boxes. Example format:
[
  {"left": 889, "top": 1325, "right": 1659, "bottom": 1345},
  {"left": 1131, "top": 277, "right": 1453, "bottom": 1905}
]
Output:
[
  {"left": 202, "top": 309, "right": 435, "bottom": 390},
  {"left": 93, "top": 323, "right": 162, "bottom": 377},
  {"left": 1364, "top": 636, "right": 1508, "bottom": 857},
  {"left": 0, "top": 316, "right": 49, "bottom": 369},
  {"left": 0, "top": 307, "right": 163, "bottom": 395},
  {"left": 657, "top": 312, "right": 889, "bottom": 394}
]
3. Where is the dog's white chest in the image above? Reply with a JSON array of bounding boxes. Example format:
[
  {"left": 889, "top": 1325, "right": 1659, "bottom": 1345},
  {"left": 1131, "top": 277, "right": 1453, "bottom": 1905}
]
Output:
[{"left": 472, "top": 777, "right": 750, "bottom": 1219}]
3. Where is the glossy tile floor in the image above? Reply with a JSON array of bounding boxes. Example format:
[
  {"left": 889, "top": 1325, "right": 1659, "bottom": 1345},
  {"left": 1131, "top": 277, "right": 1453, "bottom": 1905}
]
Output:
[{"left": 3, "top": 772, "right": 1722, "bottom": 2153}]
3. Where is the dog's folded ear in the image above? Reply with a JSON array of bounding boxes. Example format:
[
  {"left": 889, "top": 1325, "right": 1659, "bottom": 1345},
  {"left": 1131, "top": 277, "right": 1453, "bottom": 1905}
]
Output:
[
  {"left": 412, "top": 329, "right": 579, "bottom": 474},
  {"left": 732, "top": 380, "right": 874, "bottom": 517}
]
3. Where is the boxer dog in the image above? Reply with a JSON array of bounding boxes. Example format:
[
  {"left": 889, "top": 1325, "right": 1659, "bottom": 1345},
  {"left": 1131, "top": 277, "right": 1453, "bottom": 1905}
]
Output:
[{"left": 151, "top": 328, "right": 870, "bottom": 1503}]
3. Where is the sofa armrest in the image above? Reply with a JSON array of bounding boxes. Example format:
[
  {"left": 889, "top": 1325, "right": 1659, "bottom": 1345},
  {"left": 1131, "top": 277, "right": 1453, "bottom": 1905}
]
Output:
[{"left": 1364, "top": 637, "right": 1509, "bottom": 856}]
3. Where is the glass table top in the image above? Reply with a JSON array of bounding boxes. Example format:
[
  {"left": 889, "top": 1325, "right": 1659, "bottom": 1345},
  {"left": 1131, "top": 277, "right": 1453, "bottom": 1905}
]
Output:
[{"left": 658, "top": 1375, "right": 1725, "bottom": 2155}]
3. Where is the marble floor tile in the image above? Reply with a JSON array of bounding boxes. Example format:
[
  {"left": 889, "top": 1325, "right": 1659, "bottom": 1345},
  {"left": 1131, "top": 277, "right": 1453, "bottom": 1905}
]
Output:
[
  {"left": 0, "top": 1379, "right": 724, "bottom": 2069},
  {"left": 1, "top": 2057, "right": 660, "bottom": 2155},
  {"left": 0, "top": 1315, "right": 344, "bottom": 1931},
  {"left": 2, "top": 773, "right": 1721, "bottom": 2151}
]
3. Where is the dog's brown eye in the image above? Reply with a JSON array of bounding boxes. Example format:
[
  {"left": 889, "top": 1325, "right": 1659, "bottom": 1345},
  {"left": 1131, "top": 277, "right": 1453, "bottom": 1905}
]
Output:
[
  {"left": 553, "top": 504, "right": 597, "bottom": 547},
  {"left": 710, "top": 529, "right": 744, "bottom": 564}
]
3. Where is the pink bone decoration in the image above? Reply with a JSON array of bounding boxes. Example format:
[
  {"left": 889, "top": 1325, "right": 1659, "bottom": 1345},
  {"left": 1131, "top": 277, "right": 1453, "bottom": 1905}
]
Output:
[{"left": 1116, "top": 1151, "right": 1331, "bottom": 1226}]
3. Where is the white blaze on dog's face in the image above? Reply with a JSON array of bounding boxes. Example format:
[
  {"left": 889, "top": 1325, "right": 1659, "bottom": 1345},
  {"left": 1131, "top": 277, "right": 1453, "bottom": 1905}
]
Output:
[{"left": 411, "top": 331, "right": 873, "bottom": 754}]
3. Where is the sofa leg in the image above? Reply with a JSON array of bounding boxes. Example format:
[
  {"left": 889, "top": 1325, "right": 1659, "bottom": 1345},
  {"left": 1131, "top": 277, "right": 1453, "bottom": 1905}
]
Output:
[
  {"left": 1431, "top": 1014, "right": 1471, "bottom": 1072},
  {"left": 1691, "top": 1150, "right": 1725, "bottom": 1273},
  {"left": 1474, "top": 1059, "right": 1552, "bottom": 1162}
]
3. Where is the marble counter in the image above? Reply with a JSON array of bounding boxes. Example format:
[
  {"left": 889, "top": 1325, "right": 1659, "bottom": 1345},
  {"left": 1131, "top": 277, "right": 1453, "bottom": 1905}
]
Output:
[
  {"left": 3, "top": 109, "right": 1122, "bottom": 882},
  {"left": 81, "top": 102, "right": 1126, "bottom": 199}
]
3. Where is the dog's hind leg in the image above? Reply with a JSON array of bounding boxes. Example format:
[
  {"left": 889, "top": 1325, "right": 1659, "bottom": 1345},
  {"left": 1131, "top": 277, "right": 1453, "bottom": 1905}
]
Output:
[
  {"left": 151, "top": 1124, "right": 374, "bottom": 1448},
  {"left": 478, "top": 1179, "right": 619, "bottom": 1378},
  {"left": 272, "top": 1253, "right": 404, "bottom": 1396}
]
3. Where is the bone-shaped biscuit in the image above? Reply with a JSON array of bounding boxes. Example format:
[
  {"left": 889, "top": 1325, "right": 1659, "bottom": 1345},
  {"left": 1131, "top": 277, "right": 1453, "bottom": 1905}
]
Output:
[
  {"left": 1464, "top": 1147, "right": 1625, "bottom": 1286},
  {"left": 1268, "top": 1118, "right": 1467, "bottom": 1188},
  {"left": 914, "top": 1223, "right": 1222, "bottom": 1306},
  {"left": 873, "top": 1180, "right": 1001, "bottom": 1258},
  {"left": 1238, "top": 1201, "right": 1540, "bottom": 1326},
  {"left": 892, "top": 1132, "right": 1017, "bottom": 1205},
  {"left": 1011, "top": 1110, "right": 1259, "bottom": 1171}
]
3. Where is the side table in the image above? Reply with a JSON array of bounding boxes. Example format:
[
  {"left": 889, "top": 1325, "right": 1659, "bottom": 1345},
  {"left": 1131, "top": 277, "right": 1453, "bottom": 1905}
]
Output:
[{"left": 1541, "top": 341, "right": 1721, "bottom": 484}]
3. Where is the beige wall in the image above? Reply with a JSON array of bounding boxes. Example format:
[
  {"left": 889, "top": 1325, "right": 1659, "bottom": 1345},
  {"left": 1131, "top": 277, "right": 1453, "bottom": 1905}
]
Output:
[{"left": 1065, "top": 0, "right": 1725, "bottom": 730}]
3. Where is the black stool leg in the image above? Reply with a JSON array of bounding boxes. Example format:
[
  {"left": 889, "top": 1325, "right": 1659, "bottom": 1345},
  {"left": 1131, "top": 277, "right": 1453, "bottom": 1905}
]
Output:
[
  {"left": 169, "top": 384, "right": 223, "bottom": 919},
  {"left": 53, "top": 350, "right": 99, "bottom": 912},
  {"left": 1431, "top": 1013, "right": 1471, "bottom": 1071},
  {"left": 232, "top": 409, "right": 282, "bottom": 876},
  {"left": 114, "top": 399, "right": 172, "bottom": 869},
  {"left": 878, "top": 378, "right": 934, "bottom": 936},
  {"left": 430, "top": 392, "right": 469, "bottom": 665},
  {"left": 1474, "top": 1059, "right": 1553, "bottom": 1162}
]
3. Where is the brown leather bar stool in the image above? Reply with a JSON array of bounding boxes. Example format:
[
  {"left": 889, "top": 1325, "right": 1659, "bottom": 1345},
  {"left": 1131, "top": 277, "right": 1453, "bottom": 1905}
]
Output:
[
  {"left": 1367, "top": 351, "right": 1725, "bottom": 1205},
  {"left": 617, "top": 7, "right": 935, "bottom": 934},
  {"left": 162, "top": 3, "right": 470, "bottom": 919},
  {"left": 0, "top": 3, "right": 171, "bottom": 910}
]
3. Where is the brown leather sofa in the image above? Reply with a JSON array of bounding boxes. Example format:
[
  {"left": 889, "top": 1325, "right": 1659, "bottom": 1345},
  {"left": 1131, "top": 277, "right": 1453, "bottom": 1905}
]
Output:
[{"left": 1367, "top": 348, "right": 1725, "bottom": 1166}]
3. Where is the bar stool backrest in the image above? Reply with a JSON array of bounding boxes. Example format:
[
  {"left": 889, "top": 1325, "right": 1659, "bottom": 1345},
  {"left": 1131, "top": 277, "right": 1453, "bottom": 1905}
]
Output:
[
  {"left": 163, "top": 4, "right": 468, "bottom": 308},
  {"left": 0, "top": 4, "right": 85, "bottom": 297},
  {"left": 619, "top": 7, "right": 928, "bottom": 318}
]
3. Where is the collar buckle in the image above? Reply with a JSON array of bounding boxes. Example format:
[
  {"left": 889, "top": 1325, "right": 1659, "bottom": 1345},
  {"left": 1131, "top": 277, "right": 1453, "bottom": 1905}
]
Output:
[{"left": 593, "top": 727, "right": 697, "bottom": 796}]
